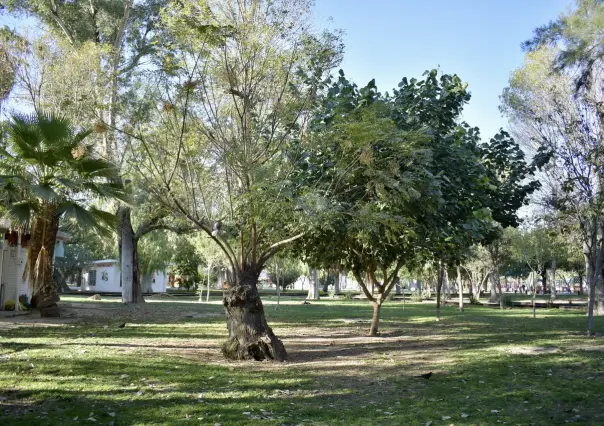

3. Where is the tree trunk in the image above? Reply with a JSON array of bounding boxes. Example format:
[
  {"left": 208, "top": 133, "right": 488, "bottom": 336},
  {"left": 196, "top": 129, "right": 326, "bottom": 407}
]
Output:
[
  {"left": 596, "top": 272, "right": 604, "bottom": 316},
  {"left": 369, "top": 302, "right": 381, "bottom": 336},
  {"left": 489, "top": 269, "right": 500, "bottom": 302},
  {"left": 119, "top": 207, "right": 143, "bottom": 303},
  {"left": 222, "top": 268, "right": 287, "bottom": 361},
  {"left": 436, "top": 263, "right": 444, "bottom": 321},
  {"left": 30, "top": 210, "right": 61, "bottom": 317},
  {"left": 550, "top": 258, "right": 557, "bottom": 302},
  {"left": 334, "top": 269, "right": 340, "bottom": 294},
  {"left": 541, "top": 269, "right": 547, "bottom": 294},
  {"left": 321, "top": 270, "right": 329, "bottom": 292},
  {"left": 497, "top": 273, "right": 504, "bottom": 309},
  {"left": 457, "top": 267, "right": 464, "bottom": 312},
  {"left": 578, "top": 271, "right": 584, "bottom": 295},
  {"left": 307, "top": 268, "right": 319, "bottom": 300},
  {"left": 531, "top": 271, "right": 536, "bottom": 319},
  {"left": 132, "top": 237, "right": 144, "bottom": 302}
]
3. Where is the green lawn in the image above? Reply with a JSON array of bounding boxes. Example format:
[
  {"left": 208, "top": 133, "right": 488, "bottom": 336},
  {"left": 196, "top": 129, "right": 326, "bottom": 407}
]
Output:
[{"left": 1, "top": 295, "right": 604, "bottom": 425}]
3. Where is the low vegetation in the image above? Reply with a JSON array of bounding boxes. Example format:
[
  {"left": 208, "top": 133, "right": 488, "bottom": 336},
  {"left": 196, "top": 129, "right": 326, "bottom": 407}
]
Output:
[{"left": 2, "top": 296, "right": 604, "bottom": 425}]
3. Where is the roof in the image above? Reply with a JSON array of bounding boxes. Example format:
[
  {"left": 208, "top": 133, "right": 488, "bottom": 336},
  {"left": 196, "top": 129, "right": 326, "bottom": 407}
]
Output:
[
  {"left": 92, "top": 259, "right": 118, "bottom": 264},
  {"left": 0, "top": 220, "right": 70, "bottom": 241}
]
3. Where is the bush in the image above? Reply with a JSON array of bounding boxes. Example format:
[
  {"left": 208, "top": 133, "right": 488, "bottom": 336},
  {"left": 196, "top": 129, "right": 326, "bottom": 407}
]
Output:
[
  {"left": 343, "top": 292, "right": 354, "bottom": 300},
  {"left": 4, "top": 300, "right": 15, "bottom": 311},
  {"left": 410, "top": 292, "right": 422, "bottom": 302},
  {"left": 503, "top": 294, "right": 514, "bottom": 307}
]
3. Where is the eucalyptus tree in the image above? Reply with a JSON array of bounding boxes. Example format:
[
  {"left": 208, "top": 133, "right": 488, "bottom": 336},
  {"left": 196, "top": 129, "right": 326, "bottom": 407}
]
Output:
[
  {"left": 0, "top": 27, "right": 24, "bottom": 106},
  {"left": 3, "top": 0, "right": 167, "bottom": 304},
  {"left": 0, "top": 112, "right": 124, "bottom": 316},
  {"left": 502, "top": 2, "right": 604, "bottom": 332},
  {"left": 124, "top": 0, "right": 342, "bottom": 360}
]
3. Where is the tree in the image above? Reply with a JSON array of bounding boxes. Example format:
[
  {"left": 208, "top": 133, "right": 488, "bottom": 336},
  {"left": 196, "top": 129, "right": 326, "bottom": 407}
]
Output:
[
  {"left": 502, "top": 7, "right": 604, "bottom": 333},
  {"left": 0, "top": 112, "right": 124, "bottom": 316},
  {"left": 3, "top": 0, "right": 167, "bottom": 305},
  {"left": 0, "top": 27, "right": 25, "bottom": 106},
  {"left": 295, "top": 71, "right": 481, "bottom": 333},
  {"left": 508, "top": 225, "right": 553, "bottom": 318},
  {"left": 125, "top": 0, "right": 342, "bottom": 360},
  {"left": 461, "top": 245, "right": 492, "bottom": 303}
]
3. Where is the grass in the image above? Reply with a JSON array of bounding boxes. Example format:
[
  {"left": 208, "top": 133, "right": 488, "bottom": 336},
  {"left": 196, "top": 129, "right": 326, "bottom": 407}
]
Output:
[{"left": 1, "top": 295, "right": 604, "bottom": 425}]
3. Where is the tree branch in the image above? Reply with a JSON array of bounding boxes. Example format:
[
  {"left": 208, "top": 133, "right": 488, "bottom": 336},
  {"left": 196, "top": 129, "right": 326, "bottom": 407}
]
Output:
[{"left": 257, "top": 232, "right": 305, "bottom": 266}]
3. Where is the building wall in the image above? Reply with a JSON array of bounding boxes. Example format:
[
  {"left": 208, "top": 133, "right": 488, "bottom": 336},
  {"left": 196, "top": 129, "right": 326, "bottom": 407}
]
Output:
[
  {"left": 150, "top": 271, "right": 168, "bottom": 293},
  {"left": 1, "top": 245, "right": 30, "bottom": 307},
  {"left": 83, "top": 262, "right": 121, "bottom": 292},
  {"left": 84, "top": 263, "right": 168, "bottom": 293}
]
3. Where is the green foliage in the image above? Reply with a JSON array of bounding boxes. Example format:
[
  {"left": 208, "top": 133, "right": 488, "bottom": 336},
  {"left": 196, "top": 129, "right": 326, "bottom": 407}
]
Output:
[
  {"left": 522, "top": 0, "right": 604, "bottom": 89},
  {"left": 128, "top": 0, "right": 344, "bottom": 285},
  {"left": 169, "top": 237, "right": 201, "bottom": 289},
  {"left": 0, "top": 112, "right": 125, "bottom": 232},
  {"left": 4, "top": 300, "right": 15, "bottom": 310}
]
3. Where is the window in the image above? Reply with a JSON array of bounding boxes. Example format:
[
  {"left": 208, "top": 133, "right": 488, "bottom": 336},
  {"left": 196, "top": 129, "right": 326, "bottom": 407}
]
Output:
[{"left": 89, "top": 270, "right": 97, "bottom": 286}]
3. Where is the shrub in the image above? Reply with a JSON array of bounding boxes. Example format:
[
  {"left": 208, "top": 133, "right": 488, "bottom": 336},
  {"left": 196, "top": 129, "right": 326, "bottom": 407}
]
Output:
[
  {"left": 411, "top": 292, "right": 422, "bottom": 303},
  {"left": 503, "top": 294, "right": 514, "bottom": 307},
  {"left": 4, "top": 300, "right": 15, "bottom": 311},
  {"left": 19, "top": 294, "right": 29, "bottom": 305}
]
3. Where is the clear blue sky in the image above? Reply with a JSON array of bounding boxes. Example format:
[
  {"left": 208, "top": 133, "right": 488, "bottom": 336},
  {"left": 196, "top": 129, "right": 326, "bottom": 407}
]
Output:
[
  {"left": 2, "top": 0, "right": 573, "bottom": 139},
  {"left": 314, "top": 0, "right": 572, "bottom": 140}
]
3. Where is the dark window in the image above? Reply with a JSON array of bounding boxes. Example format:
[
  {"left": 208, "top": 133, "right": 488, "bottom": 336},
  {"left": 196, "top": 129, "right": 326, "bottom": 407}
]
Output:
[{"left": 89, "top": 270, "right": 97, "bottom": 286}]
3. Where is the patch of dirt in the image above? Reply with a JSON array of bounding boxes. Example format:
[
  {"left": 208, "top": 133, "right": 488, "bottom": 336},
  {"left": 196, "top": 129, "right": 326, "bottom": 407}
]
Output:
[
  {"left": 503, "top": 346, "right": 560, "bottom": 355},
  {"left": 574, "top": 344, "right": 604, "bottom": 352}
]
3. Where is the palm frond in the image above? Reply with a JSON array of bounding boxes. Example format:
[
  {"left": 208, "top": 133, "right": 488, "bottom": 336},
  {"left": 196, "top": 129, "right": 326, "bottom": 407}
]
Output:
[
  {"left": 30, "top": 184, "right": 60, "bottom": 201},
  {"left": 57, "top": 202, "right": 115, "bottom": 235},
  {"left": 36, "top": 111, "right": 72, "bottom": 148},
  {"left": 0, "top": 175, "right": 27, "bottom": 188},
  {"left": 8, "top": 114, "right": 41, "bottom": 159},
  {"left": 83, "top": 182, "right": 131, "bottom": 204},
  {"left": 54, "top": 177, "right": 83, "bottom": 191},
  {"left": 89, "top": 207, "right": 119, "bottom": 231},
  {"left": 4, "top": 201, "right": 35, "bottom": 227},
  {"left": 71, "top": 129, "right": 94, "bottom": 147},
  {"left": 73, "top": 158, "right": 118, "bottom": 178}
]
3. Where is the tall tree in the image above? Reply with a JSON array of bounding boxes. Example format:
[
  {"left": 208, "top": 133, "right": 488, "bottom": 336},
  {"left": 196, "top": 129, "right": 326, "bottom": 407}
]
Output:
[
  {"left": 126, "top": 0, "right": 342, "bottom": 360},
  {"left": 502, "top": 15, "right": 604, "bottom": 333},
  {"left": 0, "top": 112, "right": 125, "bottom": 316},
  {"left": 3, "top": 0, "right": 165, "bottom": 304}
]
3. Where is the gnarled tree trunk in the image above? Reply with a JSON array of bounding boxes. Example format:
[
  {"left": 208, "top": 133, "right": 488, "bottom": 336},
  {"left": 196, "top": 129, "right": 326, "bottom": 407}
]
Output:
[
  {"left": 222, "top": 268, "right": 287, "bottom": 361},
  {"left": 30, "top": 209, "right": 61, "bottom": 317}
]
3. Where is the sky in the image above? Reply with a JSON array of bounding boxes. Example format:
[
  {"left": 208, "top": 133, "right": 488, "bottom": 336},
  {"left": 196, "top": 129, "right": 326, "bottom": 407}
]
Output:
[
  {"left": 313, "top": 0, "right": 572, "bottom": 140},
  {"left": 1, "top": 0, "right": 573, "bottom": 139}
]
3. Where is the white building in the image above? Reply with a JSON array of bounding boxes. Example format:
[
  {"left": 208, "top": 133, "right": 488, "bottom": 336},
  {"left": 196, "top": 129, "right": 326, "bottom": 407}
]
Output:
[
  {"left": 81, "top": 259, "right": 168, "bottom": 293},
  {"left": 0, "top": 219, "right": 69, "bottom": 309}
]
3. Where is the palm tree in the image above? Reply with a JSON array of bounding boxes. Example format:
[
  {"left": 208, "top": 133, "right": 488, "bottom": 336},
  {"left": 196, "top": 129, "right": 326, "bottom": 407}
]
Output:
[{"left": 0, "top": 112, "right": 127, "bottom": 316}]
